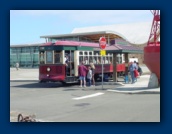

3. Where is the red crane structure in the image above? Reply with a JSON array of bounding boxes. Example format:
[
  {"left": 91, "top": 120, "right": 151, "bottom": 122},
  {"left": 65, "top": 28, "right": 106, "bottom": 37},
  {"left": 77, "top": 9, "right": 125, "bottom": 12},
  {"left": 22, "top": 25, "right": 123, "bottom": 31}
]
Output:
[
  {"left": 147, "top": 10, "right": 160, "bottom": 46},
  {"left": 144, "top": 10, "right": 160, "bottom": 83}
]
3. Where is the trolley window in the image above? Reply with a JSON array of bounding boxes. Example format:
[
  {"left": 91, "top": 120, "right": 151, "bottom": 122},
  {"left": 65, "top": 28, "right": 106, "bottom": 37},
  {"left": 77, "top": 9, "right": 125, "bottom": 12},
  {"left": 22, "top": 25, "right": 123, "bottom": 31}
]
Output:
[
  {"left": 79, "top": 51, "right": 83, "bottom": 55},
  {"left": 102, "top": 57, "right": 105, "bottom": 64},
  {"left": 93, "top": 56, "right": 97, "bottom": 64},
  {"left": 109, "top": 56, "right": 112, "bottom": 64},
  {"left": 54, "top": 51, "right": 62, "bottom": 64},
  {"left": 97, "top": 56, "right": 101, "bottom": 64},
  {"left": 79, "top": 56, "right": 83, "bottom": 64},
  {"left": 84, "top": 52, "right": 88, "bottom": 64},
  {"left": 105, "top": 57, "right": 109, "bottom": 64},
  {"left": 39, "top": 51, "right": 45, "bottom": 64},
  {"left": 46, "top": 51, "right": 53, "bottom": 64},
  {"left": 94, "top": 51, "right": 99, "bottom": 55},
  {"left": 89, "top": 56, "right": 93, "bottom": 63}
]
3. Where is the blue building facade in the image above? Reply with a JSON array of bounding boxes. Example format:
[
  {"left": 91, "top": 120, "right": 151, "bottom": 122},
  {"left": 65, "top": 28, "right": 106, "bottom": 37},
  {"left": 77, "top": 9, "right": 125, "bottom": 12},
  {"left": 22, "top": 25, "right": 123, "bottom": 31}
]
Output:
[{"left": 10, "top": 44, "right": 41, "bottom": 68}]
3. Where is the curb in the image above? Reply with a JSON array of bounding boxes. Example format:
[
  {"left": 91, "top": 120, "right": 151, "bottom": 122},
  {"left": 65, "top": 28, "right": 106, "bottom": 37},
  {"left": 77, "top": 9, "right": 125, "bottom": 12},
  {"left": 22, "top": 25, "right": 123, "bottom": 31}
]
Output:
[
  {"left": 107, "top": 88, "right": 160, "bottom": 94},
  {"left": 95, "top": 82, "right": 124, "bottom": 86}
]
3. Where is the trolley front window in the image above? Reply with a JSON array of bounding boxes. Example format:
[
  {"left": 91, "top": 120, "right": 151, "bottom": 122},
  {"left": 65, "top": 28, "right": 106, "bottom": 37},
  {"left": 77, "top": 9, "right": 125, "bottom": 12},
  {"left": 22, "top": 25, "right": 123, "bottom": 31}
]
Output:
[
  {"left": 39, "top": 51, "right": 45, "bottom": 64},
  {"left": 46, "top": 51, "right": 53, "bottom": 64}
]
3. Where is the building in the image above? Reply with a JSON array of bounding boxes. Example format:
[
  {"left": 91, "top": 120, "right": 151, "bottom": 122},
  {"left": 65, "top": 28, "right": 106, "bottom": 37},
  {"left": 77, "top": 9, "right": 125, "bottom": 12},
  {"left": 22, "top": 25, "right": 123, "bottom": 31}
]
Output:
[
  {"left": 70, "top": 22, "right": 152, "bottom": 64},
  {"left": 10, "top": 22, "right": 152, "bottom": 68},
  {"left": 10, "top": 43, "right": 42, "bottom": 68}
]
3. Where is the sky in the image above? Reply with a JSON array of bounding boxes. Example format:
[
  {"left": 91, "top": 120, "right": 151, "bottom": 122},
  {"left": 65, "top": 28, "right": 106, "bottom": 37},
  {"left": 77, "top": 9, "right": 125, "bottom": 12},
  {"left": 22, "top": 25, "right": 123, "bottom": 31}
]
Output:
[{"left": 10, "top": 10, "right": 153, "bottom": 45}]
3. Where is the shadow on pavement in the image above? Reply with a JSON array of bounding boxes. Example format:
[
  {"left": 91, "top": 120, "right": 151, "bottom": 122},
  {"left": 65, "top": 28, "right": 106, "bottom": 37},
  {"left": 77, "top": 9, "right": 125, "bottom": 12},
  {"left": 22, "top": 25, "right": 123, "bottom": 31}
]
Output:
[{"left": 11, "top": 82, "right": 80, "bottom": 89}]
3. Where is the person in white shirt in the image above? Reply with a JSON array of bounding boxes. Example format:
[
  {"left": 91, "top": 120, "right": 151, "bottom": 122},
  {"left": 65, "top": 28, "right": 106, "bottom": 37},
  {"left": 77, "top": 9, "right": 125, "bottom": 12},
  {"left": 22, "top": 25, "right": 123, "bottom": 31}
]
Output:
[
  {"left": 16, "top": 62, "right": 19, "bottom": 70},
  {"left": 105, "top": 58, "right": 109, "bottom": 64},
  {"left": 87, "top": 66, "right": 92, "bottom": 86},
  {"left": 90, "top": 62, "right": 96, "bottom": 86}
]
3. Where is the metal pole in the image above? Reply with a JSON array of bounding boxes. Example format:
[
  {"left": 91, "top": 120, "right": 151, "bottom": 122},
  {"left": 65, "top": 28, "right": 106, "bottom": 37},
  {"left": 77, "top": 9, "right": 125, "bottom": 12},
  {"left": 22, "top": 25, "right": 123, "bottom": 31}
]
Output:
[
  {"left": 108, "top": 35, "right": 109, "bottom": 45},
  {"left": 102, "top": 56, "right": 103, "bottom": 90}
]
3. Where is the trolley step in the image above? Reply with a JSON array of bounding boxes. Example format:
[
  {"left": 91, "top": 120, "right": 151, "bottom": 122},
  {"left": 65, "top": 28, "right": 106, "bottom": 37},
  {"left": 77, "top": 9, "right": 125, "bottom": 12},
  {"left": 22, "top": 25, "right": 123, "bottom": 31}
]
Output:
[{"left": 65, "top": 76, "right": 79, "bottom": 83}]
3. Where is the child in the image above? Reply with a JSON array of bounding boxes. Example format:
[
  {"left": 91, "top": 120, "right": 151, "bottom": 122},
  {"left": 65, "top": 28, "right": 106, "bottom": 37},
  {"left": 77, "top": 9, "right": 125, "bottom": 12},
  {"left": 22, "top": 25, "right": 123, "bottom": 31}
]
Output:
[
  {"left": 87, "top": 66, "right": 92, "bottom": 86},
  {"left": 90, "top": 62, "right": 95, "bottom": 86},
  {"left": 124, "top": 72, "right": 129, "bottom": 84}
]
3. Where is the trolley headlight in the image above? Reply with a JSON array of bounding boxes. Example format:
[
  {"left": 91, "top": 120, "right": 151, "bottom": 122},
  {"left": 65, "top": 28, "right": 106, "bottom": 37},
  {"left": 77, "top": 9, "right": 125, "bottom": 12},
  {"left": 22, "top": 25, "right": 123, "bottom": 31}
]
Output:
[{"left": 47, "top": 67, "right": 51, "bottom": 72}]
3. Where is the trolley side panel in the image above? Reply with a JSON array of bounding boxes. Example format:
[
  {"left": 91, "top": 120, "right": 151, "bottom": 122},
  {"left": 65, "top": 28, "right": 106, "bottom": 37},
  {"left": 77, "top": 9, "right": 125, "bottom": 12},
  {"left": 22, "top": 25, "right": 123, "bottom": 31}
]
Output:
[{"left": 39, "top": 64, "right": 66, "bottom": 82}]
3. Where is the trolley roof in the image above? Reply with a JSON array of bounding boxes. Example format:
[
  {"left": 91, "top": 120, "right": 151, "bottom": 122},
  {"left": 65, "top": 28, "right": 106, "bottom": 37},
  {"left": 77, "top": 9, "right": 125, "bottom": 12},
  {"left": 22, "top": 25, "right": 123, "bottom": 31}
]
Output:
[{"left": 40, "top": 41, "right": 143, "bottom": 54}]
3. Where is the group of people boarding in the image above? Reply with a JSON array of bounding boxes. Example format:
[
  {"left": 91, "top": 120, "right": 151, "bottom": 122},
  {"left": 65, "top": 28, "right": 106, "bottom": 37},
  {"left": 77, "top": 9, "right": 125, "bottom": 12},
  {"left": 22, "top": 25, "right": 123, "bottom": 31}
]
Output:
[
  {"left": 78, "top": 60, "right": 143, "bottom": 86},
  {"left": 127, "top": 61, "right": 143, "bottom": 84},
  {"left": 78, "top": 61, "right": 95, "bottom": 87}
]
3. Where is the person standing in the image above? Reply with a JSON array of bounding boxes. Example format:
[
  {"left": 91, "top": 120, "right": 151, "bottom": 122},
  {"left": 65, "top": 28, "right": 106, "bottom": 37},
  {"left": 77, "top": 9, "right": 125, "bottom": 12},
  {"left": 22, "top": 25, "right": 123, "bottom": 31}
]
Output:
[
  {"left": 129, "top": 62, "right": 137, "bottom": 84},
  {"left": 16, "top": 62, "right": 19, "bottom": 70},
  {"left": 137, "top": 62, "right": 143, "bottom": 76},
  {"left": 78, "top": 61, "right": 88, "bottom": 87},
  {"left": 87, "top": 66, "right": 92, "bottom": 87},
  {"left": 133, "top": 61, "right": 138, "bottom": 82},
  {"left": 65, "top": 55, "right": 69, "bottom": 76},
  {"left": 90, "top": 62, "right": 95, "bottom": 86}
]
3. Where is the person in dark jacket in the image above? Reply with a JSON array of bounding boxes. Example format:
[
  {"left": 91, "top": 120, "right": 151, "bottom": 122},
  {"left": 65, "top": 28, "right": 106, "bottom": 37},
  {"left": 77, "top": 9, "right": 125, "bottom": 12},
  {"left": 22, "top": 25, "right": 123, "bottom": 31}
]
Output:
[
  {"left": 137, "top": 62, "right": 143, "bottom": 76},
  {"left": 65, "top": 55, "right": 69, "bottom": 76}
]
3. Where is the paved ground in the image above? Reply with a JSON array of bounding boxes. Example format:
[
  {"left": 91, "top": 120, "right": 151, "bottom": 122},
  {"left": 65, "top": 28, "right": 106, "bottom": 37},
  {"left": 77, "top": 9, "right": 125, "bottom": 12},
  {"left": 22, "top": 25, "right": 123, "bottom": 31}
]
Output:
[
  {"left": 10, "top": 68, "right": 39, "bottom": 81},
  {"left": 10, "top": 81, "right": 160, "bottom": 122},
  {"left": 10, "top": 66, "right": 160, "bottom": 122}
]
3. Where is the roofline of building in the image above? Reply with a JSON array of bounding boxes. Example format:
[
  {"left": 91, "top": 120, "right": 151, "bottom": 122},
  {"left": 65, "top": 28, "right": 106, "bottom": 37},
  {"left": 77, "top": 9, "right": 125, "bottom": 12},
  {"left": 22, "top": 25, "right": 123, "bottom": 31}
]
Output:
[
  {"left": 40, "top": 30, "right": 128, "bottom": 41},
  {"left": 10, "top": 43, "right": 43, "bottom": 48}
]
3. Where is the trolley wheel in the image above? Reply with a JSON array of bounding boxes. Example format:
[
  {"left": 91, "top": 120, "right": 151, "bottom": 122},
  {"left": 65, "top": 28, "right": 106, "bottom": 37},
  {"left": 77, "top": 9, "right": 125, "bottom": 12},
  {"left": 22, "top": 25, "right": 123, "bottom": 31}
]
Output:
[
  {"left": 39, "top": 80, "right": 46, "bottom": 83},
  {"left": 61, "top": 81, "right": 67, "bottom": 86}
]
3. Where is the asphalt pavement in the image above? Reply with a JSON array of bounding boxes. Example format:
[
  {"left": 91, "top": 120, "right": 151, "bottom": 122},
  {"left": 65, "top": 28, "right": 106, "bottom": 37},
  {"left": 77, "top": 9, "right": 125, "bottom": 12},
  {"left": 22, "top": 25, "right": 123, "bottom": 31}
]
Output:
[{"left": 10, "top": 65, "right": 160, "bottom": 122}]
